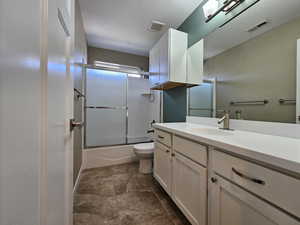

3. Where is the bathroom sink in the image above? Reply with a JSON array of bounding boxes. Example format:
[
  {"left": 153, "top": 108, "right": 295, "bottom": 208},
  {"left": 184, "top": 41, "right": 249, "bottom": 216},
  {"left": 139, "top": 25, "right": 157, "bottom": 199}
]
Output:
[{"left": 186, "top": 127, "right": 234, "bottom": 136}]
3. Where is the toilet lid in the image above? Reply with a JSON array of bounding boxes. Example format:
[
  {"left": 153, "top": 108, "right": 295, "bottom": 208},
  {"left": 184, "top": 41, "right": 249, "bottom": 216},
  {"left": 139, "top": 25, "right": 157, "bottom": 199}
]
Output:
[{"left": 134, "top": 143, "right": 154, "bottom": 151}]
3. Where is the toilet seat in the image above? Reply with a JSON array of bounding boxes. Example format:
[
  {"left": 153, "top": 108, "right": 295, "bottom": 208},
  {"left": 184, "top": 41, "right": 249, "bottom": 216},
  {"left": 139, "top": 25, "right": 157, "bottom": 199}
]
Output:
[{"left": 133, "top": 143, "right": 154, "bottom": 152}]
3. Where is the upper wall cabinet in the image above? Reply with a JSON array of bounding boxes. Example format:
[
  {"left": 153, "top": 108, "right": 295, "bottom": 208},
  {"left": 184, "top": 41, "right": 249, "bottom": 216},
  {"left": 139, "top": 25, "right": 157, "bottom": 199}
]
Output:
[
  {"left": 187, "top": 39, "right": 204, "bottom": 85},
  {"left": 149, "top": 28, "right": 203, "bottom": 90}
]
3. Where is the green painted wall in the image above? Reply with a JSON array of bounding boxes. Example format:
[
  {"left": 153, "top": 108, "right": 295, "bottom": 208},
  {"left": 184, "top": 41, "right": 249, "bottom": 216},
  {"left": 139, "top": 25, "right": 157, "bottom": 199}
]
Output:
[
  {"left": 163, "top": 87, "right": 187, "bottom": 122},
  {"left": 163, "top": 0, "right": 259, "bottom": 122}
]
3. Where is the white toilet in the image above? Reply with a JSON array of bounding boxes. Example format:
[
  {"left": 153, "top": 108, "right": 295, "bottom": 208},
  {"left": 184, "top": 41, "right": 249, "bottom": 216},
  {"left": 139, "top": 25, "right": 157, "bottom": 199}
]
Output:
[{"left": 133, "top": 142, "right": 154, "bottom": 174}]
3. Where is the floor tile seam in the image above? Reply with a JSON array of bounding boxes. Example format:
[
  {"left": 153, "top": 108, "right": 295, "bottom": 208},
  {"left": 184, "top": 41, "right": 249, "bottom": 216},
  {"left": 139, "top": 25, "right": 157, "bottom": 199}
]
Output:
[{"left": 151, "top": 189, "right": 177, "bottom": 225}]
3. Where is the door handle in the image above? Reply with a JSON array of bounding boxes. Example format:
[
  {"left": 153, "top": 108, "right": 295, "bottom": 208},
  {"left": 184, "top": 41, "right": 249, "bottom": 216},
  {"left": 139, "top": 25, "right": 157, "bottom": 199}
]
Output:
[
  {"left": 70, "top": 119, "right": 84, "bottom": 131},
  {"left": 232, "top": 168, "right": 265, "bottom": 185}
]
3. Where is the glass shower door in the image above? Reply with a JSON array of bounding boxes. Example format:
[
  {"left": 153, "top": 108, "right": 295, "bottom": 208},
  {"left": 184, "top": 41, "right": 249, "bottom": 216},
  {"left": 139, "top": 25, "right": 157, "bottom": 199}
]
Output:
[{"left": 85, "top": 69, "right": 127, "bottom": 147}]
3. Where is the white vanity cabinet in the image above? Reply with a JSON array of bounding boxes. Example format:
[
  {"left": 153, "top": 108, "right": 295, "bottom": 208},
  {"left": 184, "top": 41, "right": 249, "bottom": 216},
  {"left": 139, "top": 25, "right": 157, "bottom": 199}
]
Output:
[
  {"left": 172, "top": 135, "right": 207, "bottom": 225},
  {"left": 209, "top": 174, "right": 300, "bottom": 225},
  {"left": 154, "top": 130, "right": 207, "bottom": 225},
  {"left": 172, "top": 152, "right": 207, "bottom": 225},
  {"left": 154, "top": 126, "right": 300, "bottom": 225},
  {"left": 210, "top": 150, "right": 300, "bottom": 225},
  {"left": 154, "top": 142, "right": 172, "bottom": 194},
  {"left": 153, "top": 130, "right": 172, "bottom": 194},
  {"left": 149, "top": 28, "right": 203, "bottom": 90}
]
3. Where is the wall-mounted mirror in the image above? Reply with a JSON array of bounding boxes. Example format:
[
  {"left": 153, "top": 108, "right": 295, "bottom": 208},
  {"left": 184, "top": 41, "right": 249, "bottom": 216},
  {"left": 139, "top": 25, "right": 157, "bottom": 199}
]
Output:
[{"left": 188, "top": 0, "right": 300, "bottom": 123}]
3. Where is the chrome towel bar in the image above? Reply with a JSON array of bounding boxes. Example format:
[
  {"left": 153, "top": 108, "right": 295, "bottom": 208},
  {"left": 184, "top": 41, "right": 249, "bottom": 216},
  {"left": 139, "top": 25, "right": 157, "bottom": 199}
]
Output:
[
  {"left": 278, "top": 99, "right": 296, "bottom": 105},
  {"left": 230, "top": 100, "right": 269, "bottom": 105},
  {"left": 86, "top": 106, "right": 128, "bottom": 110}
]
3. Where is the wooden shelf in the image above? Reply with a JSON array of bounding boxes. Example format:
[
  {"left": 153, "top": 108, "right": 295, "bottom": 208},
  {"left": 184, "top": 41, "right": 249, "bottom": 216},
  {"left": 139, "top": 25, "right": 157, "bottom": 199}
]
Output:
[{"left": 151, "top": 81, "right": 198, "bottom": 91}]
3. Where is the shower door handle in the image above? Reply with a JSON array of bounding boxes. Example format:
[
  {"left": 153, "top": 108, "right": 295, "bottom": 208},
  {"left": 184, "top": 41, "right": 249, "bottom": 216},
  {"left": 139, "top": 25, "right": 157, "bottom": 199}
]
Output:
[
  {"left": 86, "top": 106, "right": 127, "bottom": 110},
  {"left": 70, "top": 119, "right": 84, "bottom": 131}
]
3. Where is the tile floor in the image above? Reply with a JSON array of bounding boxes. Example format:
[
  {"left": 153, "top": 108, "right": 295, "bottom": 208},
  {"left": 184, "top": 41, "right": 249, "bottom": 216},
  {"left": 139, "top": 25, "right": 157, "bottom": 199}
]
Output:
[{"left": 74, "top": 162, "right": 191, "bottom": 225}]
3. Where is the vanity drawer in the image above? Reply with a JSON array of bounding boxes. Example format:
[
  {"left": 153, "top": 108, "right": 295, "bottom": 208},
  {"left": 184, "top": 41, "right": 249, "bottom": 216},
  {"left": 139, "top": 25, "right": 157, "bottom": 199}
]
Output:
[
  {"left": 173, "top": 135, "right": 207, "bottom": 167},
  {"left": 154, "top": 129, "right": 172, "bottom": 147},
  {"left": 212, "top": 150, "right": 300, "bottom": 218}
]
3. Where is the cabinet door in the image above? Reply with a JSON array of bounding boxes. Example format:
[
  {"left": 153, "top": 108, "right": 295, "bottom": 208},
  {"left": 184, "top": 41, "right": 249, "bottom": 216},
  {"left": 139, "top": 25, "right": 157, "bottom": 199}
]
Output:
[
  {"left": 169, "top": 29, "right": 188, "bottom": 83},
  {"left": 149, "top": 45, "right": 160, "bottom": 87},
  {"left": 154, "top": 142, "right": 172, "bottom": 194},
  {"left": 210, "top": 174, "right": 300, "bottom": 225},
  {"left": 187, "top": 39, "right": 203, "bottom": 85},
  {"left": 172, "top": 152, "right": 207, "bottom": 225},
  {"left": 159, "top": 31, "right": 169, "bottom": 84}
]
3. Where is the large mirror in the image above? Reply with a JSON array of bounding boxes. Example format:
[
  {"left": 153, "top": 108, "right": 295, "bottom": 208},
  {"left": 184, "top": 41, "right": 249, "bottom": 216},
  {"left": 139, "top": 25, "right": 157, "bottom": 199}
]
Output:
[{"left": 188, "top": 0, "right": 300, "bottom": 123}]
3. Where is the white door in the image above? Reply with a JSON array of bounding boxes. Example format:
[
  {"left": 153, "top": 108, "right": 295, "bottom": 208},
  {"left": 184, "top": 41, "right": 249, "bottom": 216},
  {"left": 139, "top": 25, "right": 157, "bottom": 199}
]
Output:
[
  {"left": 296, "top": 39, "right": 300, "bottom": 123},
  {"left": 0, "top": 0, "right": 43, "bottom": 224},
  {"left": 209, "top": 174, "right": 299, "bottom": 225},
  {"left": 47, "top": 1, "right": 73, "bottom": 225},
  {"left": 172, "top": 152, "right": 207, "bottom": 225},
  {"left": 154, "top": 142, "right": 172, "bottom": 194},
  {"left": 0, "top": 0, "right": 73, "bottom": 224}
]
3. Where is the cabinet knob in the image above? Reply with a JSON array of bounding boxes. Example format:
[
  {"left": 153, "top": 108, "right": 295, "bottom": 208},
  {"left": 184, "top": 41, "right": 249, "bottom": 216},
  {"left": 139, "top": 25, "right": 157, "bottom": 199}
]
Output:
[
  {"left": 171, "top": 153, "right": 175, "bottom": 157},
  {"left": 211, "top": 177, "right": 218, "bottom": 183},
  {"left": 166, "top": 150, "right": 170, "bottom": 153}
]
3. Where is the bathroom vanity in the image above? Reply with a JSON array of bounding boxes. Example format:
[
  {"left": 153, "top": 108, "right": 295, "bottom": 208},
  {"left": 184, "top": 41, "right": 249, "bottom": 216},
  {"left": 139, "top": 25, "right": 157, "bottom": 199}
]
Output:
[{"left": 153, "top": 123, "right": 300, "bottom": 225}]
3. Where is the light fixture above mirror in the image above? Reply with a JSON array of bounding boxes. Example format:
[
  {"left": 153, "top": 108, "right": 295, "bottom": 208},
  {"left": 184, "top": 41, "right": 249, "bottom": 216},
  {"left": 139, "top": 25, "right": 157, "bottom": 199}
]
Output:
[
  {"left": 202, "top": 0, "right": 219, "bottom": 19},
  {"left": 203, "top": 0, "right": 247, "bottom": 23}
]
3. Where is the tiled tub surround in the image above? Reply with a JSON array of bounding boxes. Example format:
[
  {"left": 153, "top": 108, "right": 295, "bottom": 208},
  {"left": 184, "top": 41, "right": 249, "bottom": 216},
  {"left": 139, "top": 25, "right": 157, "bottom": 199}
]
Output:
[{"left": 74, "top": 162, "right": 191, "bottom": 225}]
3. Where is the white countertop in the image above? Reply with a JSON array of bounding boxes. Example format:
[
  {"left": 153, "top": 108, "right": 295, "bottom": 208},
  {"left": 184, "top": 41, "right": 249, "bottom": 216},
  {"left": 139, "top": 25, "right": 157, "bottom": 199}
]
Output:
[{"left": 153, "top": 122, "right": 300, "bottom": 175}]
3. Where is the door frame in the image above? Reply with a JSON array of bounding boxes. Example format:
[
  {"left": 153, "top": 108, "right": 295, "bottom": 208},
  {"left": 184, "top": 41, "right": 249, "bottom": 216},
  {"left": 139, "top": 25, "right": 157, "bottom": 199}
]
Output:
[{"left": 296, "top": 39, "right": 300, "bottom": 123}]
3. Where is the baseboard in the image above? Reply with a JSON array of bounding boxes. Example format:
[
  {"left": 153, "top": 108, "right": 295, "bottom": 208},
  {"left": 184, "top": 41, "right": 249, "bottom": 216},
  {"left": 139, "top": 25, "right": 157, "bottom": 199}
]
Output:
[
  {"left": 82, "top": 145, "right": 138, "bottom": 169},
  {"left": 73, "top": 164, "right": 83, "bottom": 194}
]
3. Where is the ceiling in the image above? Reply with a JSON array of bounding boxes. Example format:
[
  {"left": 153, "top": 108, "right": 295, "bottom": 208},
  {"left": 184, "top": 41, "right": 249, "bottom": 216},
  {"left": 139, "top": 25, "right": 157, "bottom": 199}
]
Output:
[
  {"left": 204, "top": 0, "right": 300, "bottom": 59},
  {"left": 78, "top": 0, "right": 204, "bottom": 56}
]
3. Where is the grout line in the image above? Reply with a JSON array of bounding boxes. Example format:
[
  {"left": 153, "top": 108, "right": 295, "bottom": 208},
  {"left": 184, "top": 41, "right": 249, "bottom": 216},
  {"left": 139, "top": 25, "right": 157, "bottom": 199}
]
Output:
[
  {"left": 151, "top": 187, "right": 177, "bottom": 225},
  {"left": 74, "top": 163, "right": 188, "bottom": 225}
]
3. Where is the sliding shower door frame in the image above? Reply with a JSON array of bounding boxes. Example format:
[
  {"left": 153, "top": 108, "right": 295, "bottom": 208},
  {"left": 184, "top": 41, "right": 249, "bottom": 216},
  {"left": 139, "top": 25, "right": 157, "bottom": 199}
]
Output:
[{"left": 83, "top": 64, "right": 149, "bottom": 149}]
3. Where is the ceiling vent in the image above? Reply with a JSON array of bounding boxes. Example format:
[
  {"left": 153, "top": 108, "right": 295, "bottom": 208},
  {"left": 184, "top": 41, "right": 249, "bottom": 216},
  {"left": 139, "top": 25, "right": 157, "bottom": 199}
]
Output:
[
  {"left": 149, "top": 20, "right": 166, "bottom": 32},
  {"left": 247, "top": 20, "right": 269, "bottom": 33}
]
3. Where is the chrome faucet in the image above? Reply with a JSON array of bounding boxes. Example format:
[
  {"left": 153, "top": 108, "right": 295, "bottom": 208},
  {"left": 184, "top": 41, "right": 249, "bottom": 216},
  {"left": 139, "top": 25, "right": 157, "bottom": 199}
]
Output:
[{"left": 218, "top": 111, "right": 231, "bottom": 130}]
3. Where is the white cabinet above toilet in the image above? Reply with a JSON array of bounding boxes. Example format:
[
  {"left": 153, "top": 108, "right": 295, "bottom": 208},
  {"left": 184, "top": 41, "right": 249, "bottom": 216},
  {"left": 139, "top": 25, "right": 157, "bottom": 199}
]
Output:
[{"left": 149, "top": 28, "right": 203, "bottom": 90}]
